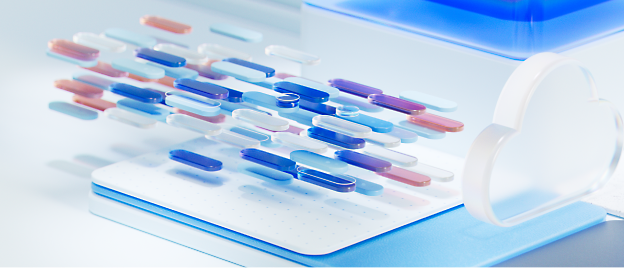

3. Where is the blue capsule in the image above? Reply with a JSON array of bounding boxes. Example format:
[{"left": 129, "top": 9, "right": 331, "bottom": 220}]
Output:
[
  {"left": 339, "top": 113, "right": 393, "bottom": 133},
  {"left": 299, "top": 99, "right": 336, "bottom": 115},
  {"left": 273, "top": 81, "right": 330, "bottom": 103},
  {"left": 116, "top": 98, "right": 170, "bottom": 122},
  {"left": 276, "top": 93, "right": 300, "bottom": 108},
  {"left": 240, "top": 148, "right": 297, "bottom": 172},
  {"left": 146, "top": 61, "right": 198, "bottom": 79},
  {"left": 238, "top": 162, "right": 292, "bottom": 185},
  {"left": 226, "top": 88, "right": 244, "bottom": 103},
  {"left": 49, "top": 101, "right": 98, "bottom": 120},
  {"left": 110, "top": 83, "right": 163, "bottom": 103},
  {"left": 242, "top": 91, "right": 298, "bottom": 113},
  {"left": 135, "top": 48, "right": 186, "bottom": 67},
  {"left": 306, "top": 127, "right": 365, "bottom": 149},
  {"left": 334, "top": 174, "right": 384, "bottom": 196},
  {"left": 174, "top": 78, "right": 229, "bottom": 100},
  {"left": 334, "top": 150, "right": 392, "bottom": 172},
  {"left": 297, "top": 168, "right": 355, "bottom": 193},
  {"left": 169, "top": 149, "right": 223, "bottom": 171},
  {"left": 223, "top": 58, "right": 275, "bottom": 77}
]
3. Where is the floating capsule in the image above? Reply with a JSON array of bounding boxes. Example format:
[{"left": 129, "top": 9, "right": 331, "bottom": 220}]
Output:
[
  {"left": 165, "top": 91, "right": 221, "bottom": 116},
  {"left": 212, "top": 130, "right": 260, "bottom": 148},
  {"left": 259, "top": 125, "right": 304, "bottom": 135},
  {"left": 223, "top": 58, "right": 274, "bottom": 77},
  {"left": 390, "top": 118, "right": 446, "bottom": 139},
  {"left": 273, "top": 81, "right": 329, "bottom": 103},
  {"left": 272, "top": 132, "right": 327, "bottom": 154},
  {"left": 250, "top": 76, "right": 281, "bottom": 89},
  {"left": 145, "top": 61, "right": 198, "bottom": 79},
  {"left": 174, "top": 78, "right": 229, "bottom": 100},
  {"left": 104, "top": 107, "right": 157, "bottom": 128},
  {"left": 110, "top": 83, "right": 163, "bottom": 103},
  {"left": 330, "top": 95, "right": 383, "bottom": 113},
  {"left": 227, "top": 126, "right": 271, "bottom": 145},
  {"left": 73, "top": 32, "right": 126, "bottom": 52},
  {"left": 387, "top": 127, "right": 418, "bottom": 143},
  {"left": 400, "top": 91, "right": 458, "bottom": 113},
  {"left": 211, "top": 61, "right": 266, "bottom": 83},
  {"left": 72, "top": 95, "right": 116, "bottom": 111},
  {"left": 312, "top": 115, "right": 372, "bottom": 138},
  {"left": 240, "top": 148, "right": 297, "bottom": 172},
  {"left": 265, "top": 45, "right": 320, "bottom": 65},
  {"left": 111, "top": 59, "right": 165, "bottom": 79},
  {"left": 210, "top": 23, "right": 263, "bottom": 43},
  {"left": 140, "top": 15, "right": 192, "bottom": 34},
  {"left": 278, "top": 109, "right": 316, "bottom": 126},
  {"left": 173, "top": 108, "right": 226, "bottom": 123},
  {"left": 82, "top": 61, "right": 128, "bottom": 78},
  {"left": 285, "top": 77, "right": 338, "bottom": 98},
  {"left": 290, "top": 150, "right": 347, "bottom": 174},
  {"left": 72, "top": 73, "right": 116, "bottom": 90},
  {"left": 368, "top": 94, "right": 426, "bottom": 115},
  {"left": 135, "top": 48, "right": 186, "bottom": 67},
  {"left": 169, "top": 150, "right": 222, "bottom": 172},
  {"left": 376, "top": 167, "right": 431, "bottom": 187},
  {"left": 48, "top": 39, "right": 99, "bottom": 61},
  {"left": 232, "top": 109, "right": 289, "bottom": 131},
  {"left": 364, "top": 132, "right": 400, "bottom": 148},
  {"left": 336, "top": 105, "right": 359, "bottom": 117},
  {"left": 328, "top": 79, "right": 383, "bottom": 98},
  {"left": 116, "top": 98, "right": 170, "bottom": 121},
  {"left": 46, "top": 49, "right": 97, "bottom": 67},
  {"left": 166, "top": 114, "right": 222, "bottom": 136},
  {"left": 219, "top": 101, "right": 268, "bottom": 116},
  {"left": 334, "top": 174, "right": 384, "bottom": 196},
  {"left": 153, "top": 44, "right": 208, "bottom": 65},
  {"left": 407, "top": 113, "right": 464, "bottom": 132},
  {"left": 224, "top": 88, "right": 244, "bottom": 103},
  {"left": 242, "top": 91, "right": 298, "bottom": 113},
  {"left": 197, "top": 43, "right": 251, "bottom": 60},
  {"left": 363, "top": 146, "right": 418, "bottom": 167},
  {"left": 334, "top": 150, "right": 392, "bottom": 172},
  {"left": 297, "top": 168, "right": 355, "bottom": 193},
  {"left": 307, "top": 127, "right": 365, "bottom": 149},
  {"left": 49, "top": 101, "right": 98, "bottom": 120},
  {"left": 299, "top": 99, "right": 336, "bottom": 115},
  {"left": 54, "top": 79, "right": 104, "bottom": 98},
  {"left": 338, "top": 113, "right": 393, "bottom": 133},
  {"left": 411, "top": 163, "right": 454, "bottom": 182},
  {"left": 276, "top": 93, "right": 299, "bottom": 108},
  {"left": 275, "top": 73, "right": 296, "bottom": 79},
  {"left": 238, "top": 162, "right": 292, "bottom": 185},
  {"left": 103, "top": 28, "right": 157, "bottom": 48},
  {"left": 185, "top": 62, "right": 228, "bottom": 80}
]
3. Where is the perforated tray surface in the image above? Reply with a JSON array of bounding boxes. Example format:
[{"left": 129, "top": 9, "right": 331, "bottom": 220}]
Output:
[{"left": 92, "top": 137, "right": 463, "bottom": 254}]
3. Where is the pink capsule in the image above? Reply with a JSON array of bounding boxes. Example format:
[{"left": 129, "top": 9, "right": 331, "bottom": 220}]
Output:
[
  {"left": 140, "top": 15, "right": 192, "bottom": 34},
  {"left": 48, "top": 39, "right": 99, "bottom": 61},
  {"left": 72, "top": 95, "right": 116, "bottom": 111},
  {"left": 54, "top": 80, "right": 104, "bottom": 99},
  {"left": 82, "top": 61, "right": 129, "bottom": 78},
  {"left": 407, "top": 113, "right": 464, "bottom": 132},
  {"left": 376, "top": 167, "right": 431, "bottom": 187}
]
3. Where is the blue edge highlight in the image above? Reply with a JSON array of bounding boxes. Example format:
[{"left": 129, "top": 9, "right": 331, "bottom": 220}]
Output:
[{"left": 92, "top": 183, "right": 605, "bottom": 267}]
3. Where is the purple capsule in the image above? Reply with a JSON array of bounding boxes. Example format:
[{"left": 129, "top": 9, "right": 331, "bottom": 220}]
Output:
[{"left": 368, "top": 94, "right": 426, "bottom": 115}]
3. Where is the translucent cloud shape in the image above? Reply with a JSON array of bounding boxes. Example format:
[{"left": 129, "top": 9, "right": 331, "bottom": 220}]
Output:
[{"left": 463, "top": 53, "right": 623, "bottom": 227}]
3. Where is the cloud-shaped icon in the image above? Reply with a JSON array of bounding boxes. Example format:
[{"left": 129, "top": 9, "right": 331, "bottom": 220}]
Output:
[{"left": 462, "top": 52, "right": 624, "bottom": 227}]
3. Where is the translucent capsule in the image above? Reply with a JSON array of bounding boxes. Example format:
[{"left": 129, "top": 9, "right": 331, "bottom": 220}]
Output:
[
  {"left": 290, "top": 150, "right": 347, "bottom": 174},
  {"left": 368, "top": 94, "right": 426, "bottom": 115},
  {"left": 116, "top": 98, "right": 170, "bottom": 121},
  {"left": 166, "top": 114, "right": 222, "bottom": 136},
  {"left": 250, "top": 77, "right": 281, "bottom": 89},
  {"left": 328, "top": 79, "right": 383, "bottom": 98},
  {"left": 334, "top": 174, "right": 384, "bottom": 196},
  {"left": 407, "top": 113, "right": 464, "bottom": 132},
  {"left": 72, "top": 95, "right": 116, "bottom": 111},
  {"left": 135, "top": 48, "right": 186, "bottom": 67},
  {"left": 49, "top": 101, "right": 98, "bottom": 120},
  {"left": 336, "top": 105, "right": 359, "bottom": 117},
  {"left": 210, "top": 23, "right": 263, "bottom": 43},
  {"left": 411, "top": 163, "right": 454, "bottom": 182},
  {"left": 334, "top": 150, "right": 392, "bottom": 172},
  {"left": 299, "top": 99, "right": 336, "bottom": 115},
  {"left": 330, "top": 96, "right": 384, "bottom": 113},
  {"left": 72, "top": 73, "right": 116, "bottom": 90},
  {"left": 152, "top": 36, "right": 189, "bottom": 48},
  {"left": 275, "top": 73, "right": 296, "bottom": 79},
  {"left": 312, "top": 115, "right": 372, "bottom": 138},
  {"left": 297, "top": 168, "right": 355, "bottom": 193},
  {"left": 145, "top": 61, "right": 198, "bottom": 79},
  {"left": 82, "top": 61, "right": 128, "bottom": 78},
  {"left": 365, "top": 132, "right": 401, "bottom": 148},
  {"left": 226, "top": 126, "right": 273, "bottom": 147},
  {"left": 265, "top": 45, "right": 320, "bottom": 65},
  {"left": 110, "top": 83, "right": 163, "bottom": 103},
  {"left": 153, "top": 44, "right": 208, "bottom": 65},
  {"left": 390, "top": 118, "right": 446, "bottom": 139},
  {"left": 271, "top": 132, "right": 328, "bottom": 154},
  {"left": 285, "top": 77, "right": 338, "bottom": 98},
  {"left": 376, "top": 167, "right": 431, "bottom": 187},
  {"left": 73, "top": 32, "right": 126, "bottom": 53},
  {"left": 242, "top": 91, "right": 298, "bottom": 113},
  {"left": 240, "top": 148, "right": 297, "bottom": 172},
  {"left": 276, "top": 93, "right": 300, "bottom": 108},
  {"left": 339, "top": 113, "right": 393, "bottom": 133},
  {"left": 232, "top": 109, "right": 289, "bottom": 131},
  {"left": 211, "top": 130, "right": 260, "bottom": 148},
  {"left": 278, "top": 109, "right": 316, "bottom": 126},
  {"left": 46, "top": 50, "right": 97, "bottom": 67},
  {"left": 273, "top": 81, "right": 330, "bottom": 103},
  {"left": 104, "top": 107, "right": 157, "bottom": 128},
  {"left": 307, "top": 127, "right": 366, "bottom": 149},
  {"left": 169, "top": 150, "right": 222, "bottom": 172},
  {"left": 165, "top": 91, "right": 220, "bottom": 117},
  {"left": 103, "top": 28, "right": 157, "bottom": 48},
  {"left": 363, "top": 146, "right": 418, "bottom": 167},
  {"left": 223, "top": 58, "right": 274, "bottom": 77},
  {"left": 197, "top": 43, "right": 251, "bottom": 60},
  {"left": 211, "top": 61, "right": 266, "bottom": 83},
  {"left": 238, "top": 162, "right": 292, "bottom": 185},
  {"left": 111, "top": 59, "right": 165, "bottom": 79},
  {"left": 399, "top": 91, "right": 458, "bottom": 112},
  {"left": 140, "top": 15, "right": 192, "bottom": 34},
  {"left": 387, "top": 126, "right": 419, "bottom": 143},
  {"left": 173, "top": 78, "right": 229, "bottom": 100},
  {"left": 54, "top": 79, "right": 104, "bottom": 98},
  {"left": 48, "top": 39, "right": 99, "bottom": 61},
  {"left": 185, "top": 62, "right": 228, "bottom": 80}
]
